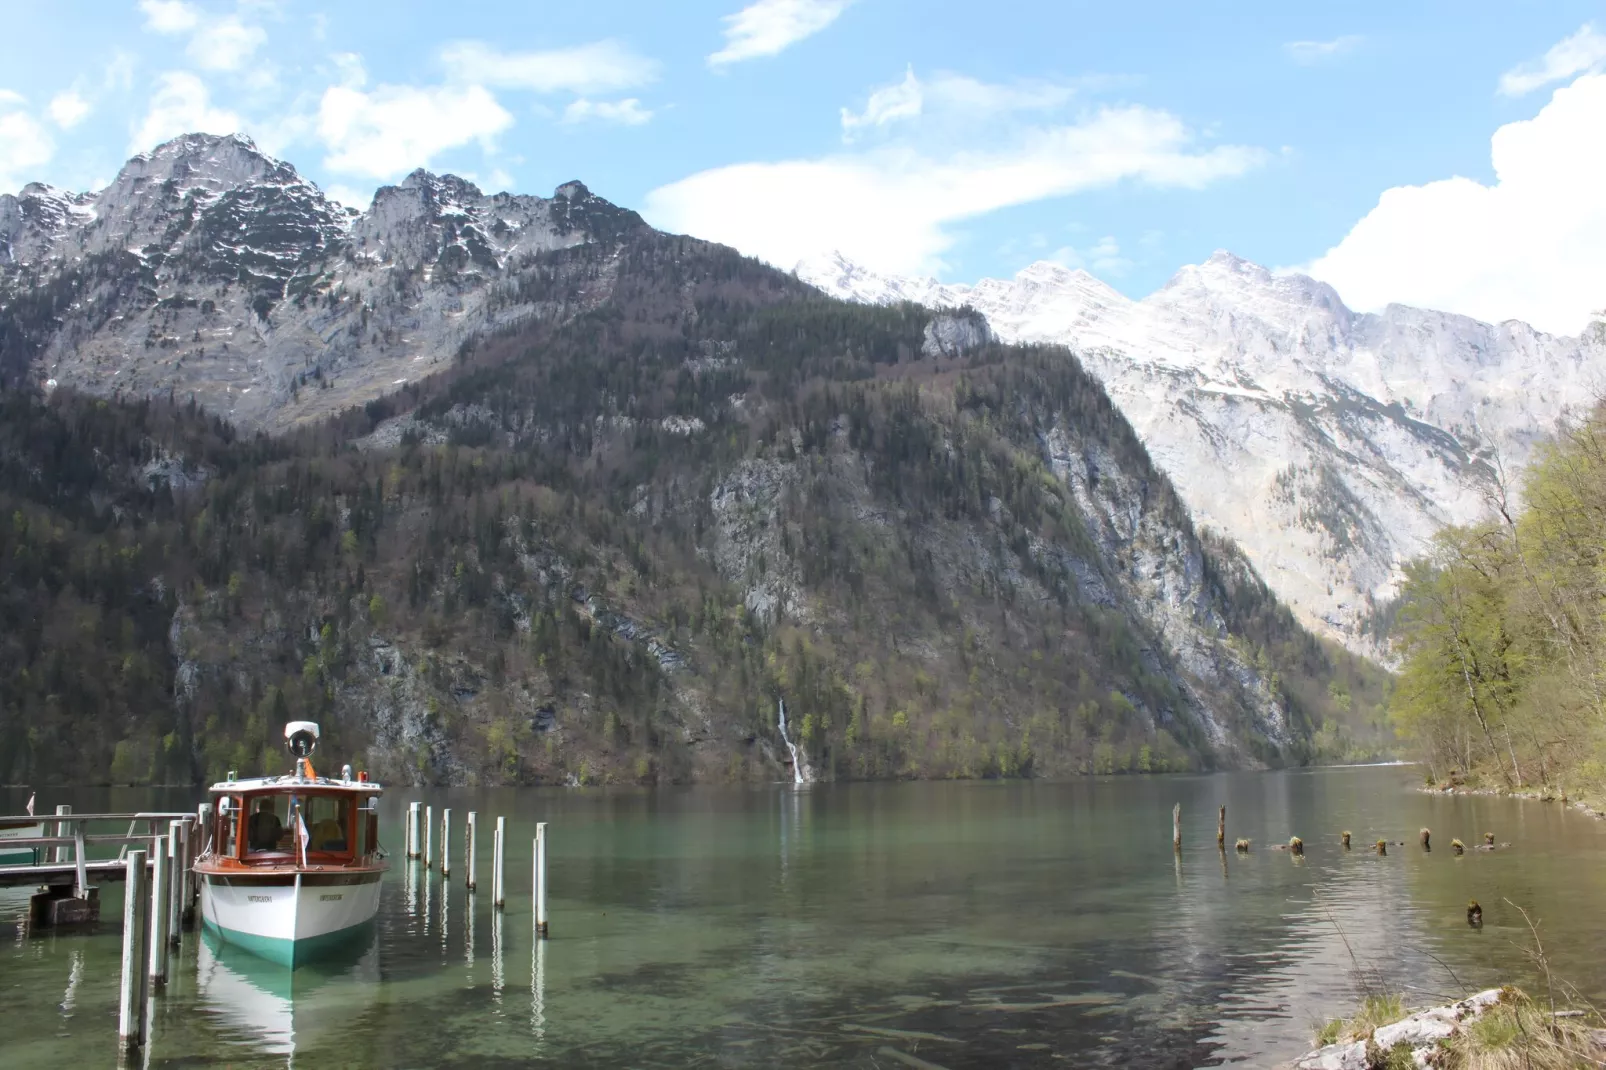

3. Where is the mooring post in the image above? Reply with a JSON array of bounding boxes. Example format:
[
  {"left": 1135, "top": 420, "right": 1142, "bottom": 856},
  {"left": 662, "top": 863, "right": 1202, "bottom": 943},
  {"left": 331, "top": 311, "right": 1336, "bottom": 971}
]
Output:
[
  {"left": 492, "top": 816, "right": 506, "bottom": 909},
  {"left": 148, "top": 837, "right": 169, "bottom": 987},
  {"left": 425, "top": 805, "right": 435, "bottom": 870},
  {"left": 166, "top": 822, "right": 183, "bottom": 947},
  {"left": 118, "top": 849, "right": 149, "bottom": 1052},
  {"left": 441, "top": 809, "right": 452, "bottom": 877},
  {"left": 534, "top": 822, "right": 548, "bottom": 938},
  {"left": 466, "top": 811, "right": 478, "bottom": 891},
  {"left": 1173, "top": 804, "right": 1182, "bottom": 852},
  {"left": 1217, "top": 805, "right": 1226, "bottom": 849},
  {"left": 53, "top": 804, "right": 71, "bottom": 864},
  {"left": 182, "top": 815, "right": 199, "bottom": 926},
  {"left": 407, "top": 802, "right": 422, "bottom": 859}
]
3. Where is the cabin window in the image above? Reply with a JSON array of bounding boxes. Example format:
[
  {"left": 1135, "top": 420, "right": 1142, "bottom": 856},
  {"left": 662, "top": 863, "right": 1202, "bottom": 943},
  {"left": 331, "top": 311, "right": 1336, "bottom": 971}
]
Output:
[
  {"left": 245, "top": 795, "right": 294, "bottom": 854},
  {"left": 218, "top": 796, "right": 242, "bottom": 859},
  {"left": 304, "top": 795, "right": 351, "bottom": 853},
  {"left": 355, "top": 800, "right": 374, "bottom": 858}
]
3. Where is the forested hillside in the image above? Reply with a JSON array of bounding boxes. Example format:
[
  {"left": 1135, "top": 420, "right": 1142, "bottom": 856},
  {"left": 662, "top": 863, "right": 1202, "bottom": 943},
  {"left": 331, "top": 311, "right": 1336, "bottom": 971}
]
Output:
[
  {"left": 0, "top": 161, "right": 1389, "bottom": 787},
  {"left": 1392, "top": 404, "right": 1606, "bottom": 804}
]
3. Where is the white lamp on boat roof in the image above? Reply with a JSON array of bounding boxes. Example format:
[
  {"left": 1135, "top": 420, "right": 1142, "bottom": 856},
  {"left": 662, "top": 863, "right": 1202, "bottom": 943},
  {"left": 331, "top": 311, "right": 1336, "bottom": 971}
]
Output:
[{"left": 284, "top": 721, "right": 320, "bottom": 758}]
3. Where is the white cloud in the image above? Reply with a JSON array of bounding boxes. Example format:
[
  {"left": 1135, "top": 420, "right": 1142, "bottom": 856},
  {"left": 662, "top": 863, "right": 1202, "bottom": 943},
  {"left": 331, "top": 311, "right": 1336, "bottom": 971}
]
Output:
[
  {"left": 130, "top": 71, "right": 242, "bottom": 152},
  {"left": 188, "top": 15, "right": 268, "bottom": 72},
  {"left": 1050, "top": 235, "right": 1132, "bottom": 277},
  {"left": 323, "top": 183, "right": 373, "bottom": 210},
  {"left": 563, "top": 98, "right": 653, "bottom": 125},
  {"left": 440, "top": 40, "right": 658, "bottom": 95},
  {"left": 317, "top": 80, "right": 513, "bottom": 179},
  {"left": 47, "top": 90, "right": 91, "bottom": 128},
  {"left": 139, "top": 0, "right": 200, "bottom": 34},
  {"left": 1498, "top": 24, "right": 1606, "bottom": 96},
  {"left": 0, "top": 100, "right": 54, "bottom": 191},
  {"left": 841, "top": 67, "right": 1080, "bottom": 140},
  {"left": 646, "top": 103, "right": 1263, "bottom": 276},
  {"left": 1304, "top": 72, "right": 1606, "bottom": 336},
  {"left": 709, "top": 0, "right": 853, "bottom": 68},
  {"left": 840, "top": 66, "right": 923, "bottom": 137},
  {"left": 1284, "top": 35, "right": 1363, "bottom": 64}
]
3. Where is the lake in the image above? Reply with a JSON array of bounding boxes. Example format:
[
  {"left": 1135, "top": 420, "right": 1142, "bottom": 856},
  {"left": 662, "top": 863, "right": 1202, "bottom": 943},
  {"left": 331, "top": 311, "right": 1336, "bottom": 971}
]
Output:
[{"left": 3, "top": 766, "right": 1606, "bottom": 1068}]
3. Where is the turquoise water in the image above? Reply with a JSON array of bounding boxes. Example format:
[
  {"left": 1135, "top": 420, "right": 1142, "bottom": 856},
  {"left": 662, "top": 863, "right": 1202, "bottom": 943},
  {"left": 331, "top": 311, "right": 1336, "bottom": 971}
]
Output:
[{"left": 3, "top": 767, "right": 1606, "bottom": 1068}]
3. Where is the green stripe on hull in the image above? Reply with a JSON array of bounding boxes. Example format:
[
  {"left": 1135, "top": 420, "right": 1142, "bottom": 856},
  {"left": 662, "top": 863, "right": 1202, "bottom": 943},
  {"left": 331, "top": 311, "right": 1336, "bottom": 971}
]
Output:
[{"left": 202, "top": 915, "right": 375, "bottom": 968}]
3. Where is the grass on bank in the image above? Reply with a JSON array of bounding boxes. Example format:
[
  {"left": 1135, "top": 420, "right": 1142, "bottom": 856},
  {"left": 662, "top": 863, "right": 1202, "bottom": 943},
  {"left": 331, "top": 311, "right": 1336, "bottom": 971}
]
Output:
[{"left": 1312, "top": 988, "right": 1603, "bottom": 1068}]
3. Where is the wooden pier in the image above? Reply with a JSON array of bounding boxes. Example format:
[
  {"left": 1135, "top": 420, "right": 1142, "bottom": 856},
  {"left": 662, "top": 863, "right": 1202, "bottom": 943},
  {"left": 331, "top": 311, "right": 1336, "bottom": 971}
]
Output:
[{"left": 0, "top": 810, "right": 201, "bottom": 926}]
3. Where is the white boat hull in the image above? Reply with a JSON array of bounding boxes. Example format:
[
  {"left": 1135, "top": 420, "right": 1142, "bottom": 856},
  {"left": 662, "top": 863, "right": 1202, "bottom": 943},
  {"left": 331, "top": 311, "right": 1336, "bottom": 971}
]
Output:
[
  {"left": 0, "top": 821, "right": 42, "bottom": 863},
  {"left": 200, "top": 870, "right": 383, "bottom": 966}
]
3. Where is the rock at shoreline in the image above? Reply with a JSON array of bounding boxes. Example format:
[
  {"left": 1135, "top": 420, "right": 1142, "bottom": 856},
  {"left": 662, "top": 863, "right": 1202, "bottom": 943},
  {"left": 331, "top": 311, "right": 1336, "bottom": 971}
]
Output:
[{"left": 1289, "top": 990, "right": 1502, "bottom": 1069}]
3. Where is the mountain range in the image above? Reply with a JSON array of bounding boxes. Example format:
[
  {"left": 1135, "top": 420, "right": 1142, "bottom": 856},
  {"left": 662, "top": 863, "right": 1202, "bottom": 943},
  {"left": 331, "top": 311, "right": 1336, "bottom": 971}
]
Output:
[
  {"left": 0, "top": 134, "right": 1386, "bottom": 786},
  {"left": 797, "top": 251, "right": 1606, "bottom": 655}
]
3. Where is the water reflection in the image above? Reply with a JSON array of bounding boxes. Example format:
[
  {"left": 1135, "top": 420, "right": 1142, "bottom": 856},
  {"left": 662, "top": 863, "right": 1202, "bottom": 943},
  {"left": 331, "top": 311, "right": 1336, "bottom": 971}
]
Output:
[
  {"left": 530, "top": 933, "right": 547, "bottom": 1048},
  {"left": 5, "top": 770, "right": 1606, "bottom": 1069},
  {"left": 195, "top": 928, "right": 379, "bottom": 1063}
]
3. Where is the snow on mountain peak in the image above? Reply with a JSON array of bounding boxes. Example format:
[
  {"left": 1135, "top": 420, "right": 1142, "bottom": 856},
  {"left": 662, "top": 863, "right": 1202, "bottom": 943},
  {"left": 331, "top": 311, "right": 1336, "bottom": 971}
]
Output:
[{"left": 800, "top": 247, "right": 1606, "bottom": 655}]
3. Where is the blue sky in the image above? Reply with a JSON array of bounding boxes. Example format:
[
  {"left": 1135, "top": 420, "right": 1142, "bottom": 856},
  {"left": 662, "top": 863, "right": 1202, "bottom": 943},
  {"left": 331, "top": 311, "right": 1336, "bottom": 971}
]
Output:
[{"left": 3, "top": 1, "right": 1605, "bottom": 332}]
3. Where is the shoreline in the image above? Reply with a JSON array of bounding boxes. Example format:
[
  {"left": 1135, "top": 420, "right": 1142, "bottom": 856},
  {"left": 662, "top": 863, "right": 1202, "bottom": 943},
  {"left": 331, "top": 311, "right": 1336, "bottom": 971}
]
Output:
[{"left": 1420, "top": 782, "right": 1606, "bottom": 820}]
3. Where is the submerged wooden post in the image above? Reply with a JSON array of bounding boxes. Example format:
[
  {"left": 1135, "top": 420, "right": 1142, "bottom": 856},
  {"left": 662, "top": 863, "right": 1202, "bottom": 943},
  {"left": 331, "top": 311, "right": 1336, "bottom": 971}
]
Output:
[
  {"left": 466, "top": 811, "right": 478, "bottom": 891},
  {"left": 425, "top": 804, "right": 435, "bottom": 869},
  {"left": 1172, "top": 804, "right": 1181, "bottom": 852},
  {"left": 441, "top": 809, "right": 452, "bottom": 877},
  {"left": 492, "top": 816, "right": 506, "bottom": 908},
  {"left": 534, "top": 823, "right": 548, "bottom": 938},
  {"left": 1217, "top": 805, "right": 1226, "bottom": 848},
  {"left": 118, "top": 850, "right": 149, "bottom": 1053},
  {"left": 148, "top": 837, "right": 170, "bottom": 987}
]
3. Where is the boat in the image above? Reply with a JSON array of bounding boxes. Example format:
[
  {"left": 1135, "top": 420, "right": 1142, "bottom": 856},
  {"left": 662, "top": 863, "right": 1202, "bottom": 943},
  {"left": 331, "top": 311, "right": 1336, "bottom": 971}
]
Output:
[
  {"left": 195, "top": 721, "right": 387, "bottom": 967},
  {"left": 0, "top": 796, "right": 41, "bottom": 864}
]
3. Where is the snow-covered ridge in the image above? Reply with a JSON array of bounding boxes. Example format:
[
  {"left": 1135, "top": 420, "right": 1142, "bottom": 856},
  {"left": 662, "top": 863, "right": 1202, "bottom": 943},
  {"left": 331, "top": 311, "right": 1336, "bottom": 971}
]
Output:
[{"left": 798, "top": 250, "right": 1606, "bottom": 655}]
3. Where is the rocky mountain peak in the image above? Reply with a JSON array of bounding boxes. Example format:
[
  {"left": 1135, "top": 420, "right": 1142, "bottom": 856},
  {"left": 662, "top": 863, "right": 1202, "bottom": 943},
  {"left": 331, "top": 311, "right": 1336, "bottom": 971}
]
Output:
[{"left": 801, "top": 247, "right": 1606, "bottom": 655}]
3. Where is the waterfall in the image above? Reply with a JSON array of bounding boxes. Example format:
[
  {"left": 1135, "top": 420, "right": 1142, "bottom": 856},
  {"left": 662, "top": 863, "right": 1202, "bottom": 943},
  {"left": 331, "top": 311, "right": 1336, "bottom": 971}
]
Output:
[{"left": 777, "top": 698, "right": 805, "bottom": 785}]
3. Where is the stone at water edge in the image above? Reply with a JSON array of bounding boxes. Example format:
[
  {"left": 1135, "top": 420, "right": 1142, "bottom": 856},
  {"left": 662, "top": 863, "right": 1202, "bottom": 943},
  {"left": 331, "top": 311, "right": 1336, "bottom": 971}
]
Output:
[{"left": 1288, "top": 989, "right": 1503, "bottom": 1070}]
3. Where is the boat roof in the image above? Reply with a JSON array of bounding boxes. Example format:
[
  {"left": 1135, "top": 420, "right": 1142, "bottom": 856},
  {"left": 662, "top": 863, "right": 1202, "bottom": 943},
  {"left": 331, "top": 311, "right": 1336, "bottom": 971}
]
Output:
[{"left": 208, "top": 773, "right": 384, "bottom": 795}]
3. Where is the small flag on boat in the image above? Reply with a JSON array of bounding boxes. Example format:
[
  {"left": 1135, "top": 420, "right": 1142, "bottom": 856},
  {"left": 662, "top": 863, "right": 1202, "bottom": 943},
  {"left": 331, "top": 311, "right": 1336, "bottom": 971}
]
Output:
[
  {"left": 24, "top": 793, "right": 34, "bottom": 816},
  {"left": 297, "top": 810, "right": 310, "bottom": 855}
]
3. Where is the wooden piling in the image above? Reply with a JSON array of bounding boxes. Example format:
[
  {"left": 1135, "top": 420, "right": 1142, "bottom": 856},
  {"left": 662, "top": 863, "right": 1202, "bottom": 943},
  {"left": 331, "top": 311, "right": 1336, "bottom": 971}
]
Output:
[
  {"left": 407, "top": 802, "right": 422, "bottom": 859},
  {"left": 166, "top": 822, "right": 183, "bottom": 947},
  {"left": 534, "top": 822, "right": 548, "bottom": 938},
  {"left": 1217, "top": 805, "right": 1226, "bottom": 848},
  {"left": 53, "top": 804, "right": 71, "bottom": 864},
  {"left": 466, "top": 811, "right": 478, "bottom": 891},
  {"left": 148, "top": 837, "right": 170, "bottom": 987},
  {"left": 1173, "top": 804, "right": 1181, "bottom": 852},
  {"left": 182, "top": 815, "right": 198, "bottom": 927},
  {"left": 441, "top": 809, "right": 452, "bottom": 878},
  {"left": 118, "top": 849, "right": 149, "bottom": 1053},
  {"left": 492, "top": 816, "right": 506, "bottom": 908},
  {"left": 425, "top": 805, "right": 435, "bottom": 869}
]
